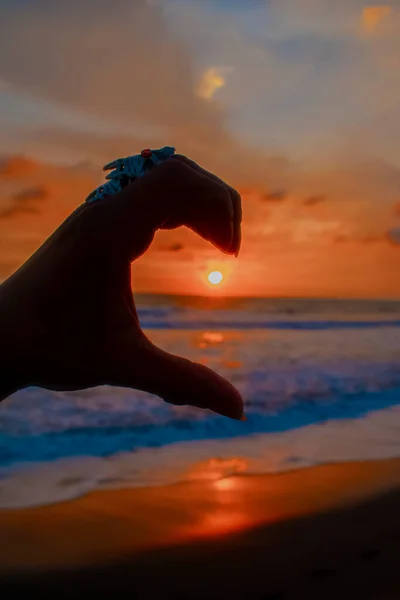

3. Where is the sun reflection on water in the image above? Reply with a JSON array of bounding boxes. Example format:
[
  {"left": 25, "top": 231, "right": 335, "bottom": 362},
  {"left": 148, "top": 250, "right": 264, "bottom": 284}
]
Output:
[{"left": 186, "top": 457, "right": 249, "bottom": 482}]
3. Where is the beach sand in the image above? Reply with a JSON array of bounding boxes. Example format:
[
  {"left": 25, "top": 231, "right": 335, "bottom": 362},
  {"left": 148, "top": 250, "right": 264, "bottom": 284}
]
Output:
[{"left": 0, "top": 458, "right": 399, "bottom": 599}]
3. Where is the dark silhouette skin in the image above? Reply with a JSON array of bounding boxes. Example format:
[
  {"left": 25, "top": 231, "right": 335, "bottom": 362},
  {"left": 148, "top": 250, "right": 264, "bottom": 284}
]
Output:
[{"left": 0, "top": 155, "right": 244, "bottom": 420}]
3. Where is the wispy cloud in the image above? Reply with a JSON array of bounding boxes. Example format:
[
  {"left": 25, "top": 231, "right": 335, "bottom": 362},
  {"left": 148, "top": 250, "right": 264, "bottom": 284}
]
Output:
[
  {"left": 303, "top": 195, "right": 326, "bottom": 207},
  {"left": 362, "top": 5, "right": 392, "bottom": 33},
  {"left": 195, "top": 66, "right": 234, "bottom": 100},
  {"left": 0, "top": 0, "right": 399, "bottom": 296},
  {"left": 160, "top": 242, "right": 185, "bottom": 252},
  {"left": 0, "top": 184, "right": 49, "bottom": 219},
  {"left": 13, "top": 186, "right": 48, "bottom": 203},
  {"left": 261, "top": 190, "right": 287, "bottom": 203},
  {"left": 387, "top": 227, "right": 400, "bottom": 245},
  {"left": 0, "top": 203, "right": 40, "bottom": 219},
  {"left": 333, "top": 233, "right": 385, "bottom": 245},
  {"left": 0, "top": 155, "right": 39, "bottom": 176},
  {"left": 0, "top": 0, "right": 225, "bottom": 148}
]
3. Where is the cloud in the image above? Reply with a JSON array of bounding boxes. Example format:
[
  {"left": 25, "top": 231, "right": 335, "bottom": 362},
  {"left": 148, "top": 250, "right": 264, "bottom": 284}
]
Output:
[
  {"left": 303, "top": 195, "right": 326, "bottom": 207},
  {"left": 1, "top": 0, "right": 399, "bottom": 193},
  {"left": 0, "top": 154, "right": 98, "bottom": 266},
  {"left": 387, "top": 227, "right": 400, "bottom": 245},
  {"left": 0, "top": 150, "right": 398, "bottom": 297},
  {"left": 261, "top": 190, "right": 287, "bottom": 202},
  {"left": 292, "top": 218, "right": 342, "bottom": 243},
  {"left": 333, "top": 234, "right": 349, "bottom": 244},
  {"left": 0, "top": 0, "right": 225, "bottom": 145},
  {"left": 0, "top": 155, "right": 39, "bottom": 177},
  {"left": 9, "top": 125, "right": 295, "bottom": 196},
  {"left": 0, "top": 1, "right": 399, "bottom": 296},
  {"left": 0, "top": 204, "right": 40, "bottom": 219},
  {"left": 195, "top": 66, "right": 234, "bottom": 100},
  {"left": 334, "top": 233, "right": 388, "bottom": 245},
  {"left": 359, "top": 234, "right": 383, "bottom": 244},
  {"left": 161, "top": 242, "right": 185, "bottom": 252},
  {"left": 0, "top": 185, "right": 49, "bottom": 219},
  {"left": 13, "top": 186, "right": 49, "bottom": 202},
  {"left": 362, "top": 6, "right": 392, "bottom": 33}
]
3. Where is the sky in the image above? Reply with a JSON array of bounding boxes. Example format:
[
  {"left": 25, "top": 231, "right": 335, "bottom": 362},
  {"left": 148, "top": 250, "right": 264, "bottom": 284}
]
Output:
[{"left": 0, "top": 0, "right": 399, "bottom": 298}]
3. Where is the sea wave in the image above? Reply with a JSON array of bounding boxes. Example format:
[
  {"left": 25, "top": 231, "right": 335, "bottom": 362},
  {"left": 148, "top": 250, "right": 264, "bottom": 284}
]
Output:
[
  {"left": 134, "top": 298, "right": 400, "bottom": 330},
  {"left": 1, "top": 403, "right": 399, "bottom": 509},
  {"left": 139, "top": 318, "right": 400, "bottom": 330},
  {"left": 0, "top": 386, "right": 399, "bottom": 467},
  {"left": 1, "top": 297, "right": 399, "bottom": 508}
]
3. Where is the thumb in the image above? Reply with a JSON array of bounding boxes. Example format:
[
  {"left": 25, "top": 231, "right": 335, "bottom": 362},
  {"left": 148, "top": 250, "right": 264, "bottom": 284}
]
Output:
[{"left": 111, "top": 340, "right": 244, "bottom": 421}]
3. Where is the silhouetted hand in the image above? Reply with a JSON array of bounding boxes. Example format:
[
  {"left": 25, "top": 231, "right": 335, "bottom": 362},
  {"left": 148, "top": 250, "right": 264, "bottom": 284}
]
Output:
[{"left": 0, "top": 155, "right": 244, "bottom": 420}]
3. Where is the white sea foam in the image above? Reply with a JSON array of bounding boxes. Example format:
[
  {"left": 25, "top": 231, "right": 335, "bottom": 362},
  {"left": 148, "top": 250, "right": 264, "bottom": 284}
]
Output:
[{"left": 1, "top": 405, "right": 399, "bottom": 509}]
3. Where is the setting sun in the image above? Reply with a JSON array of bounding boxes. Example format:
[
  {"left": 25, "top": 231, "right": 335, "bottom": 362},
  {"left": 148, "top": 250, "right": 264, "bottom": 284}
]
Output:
[{"left": 208, "top": 271, "right": 223, "bottom": 285}]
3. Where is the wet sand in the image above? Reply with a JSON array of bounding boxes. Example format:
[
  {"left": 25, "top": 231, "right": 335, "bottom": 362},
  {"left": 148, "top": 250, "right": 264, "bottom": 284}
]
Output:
[{"left": 0, "top": 459, "right": 399, "bottom": 599}]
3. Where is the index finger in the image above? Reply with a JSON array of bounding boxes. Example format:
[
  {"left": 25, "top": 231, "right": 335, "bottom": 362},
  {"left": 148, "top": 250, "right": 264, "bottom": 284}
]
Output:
[
  {"left": 172, "top": 154, "right": 242, "bottom": 256},
  {"left": 78, "top": 157, "right": 235, "bottom": 262}
]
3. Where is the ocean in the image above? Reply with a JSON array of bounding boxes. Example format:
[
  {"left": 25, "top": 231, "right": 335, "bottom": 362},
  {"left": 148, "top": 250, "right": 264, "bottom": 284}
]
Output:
[{"left": 1, "top": 295, "right": 399, "bottom": 508}]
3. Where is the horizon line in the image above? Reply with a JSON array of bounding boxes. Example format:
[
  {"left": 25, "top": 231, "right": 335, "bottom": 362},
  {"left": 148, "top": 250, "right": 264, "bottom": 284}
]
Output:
[{"left": 133, "top": 291, "right": 400, "bottom": 302}]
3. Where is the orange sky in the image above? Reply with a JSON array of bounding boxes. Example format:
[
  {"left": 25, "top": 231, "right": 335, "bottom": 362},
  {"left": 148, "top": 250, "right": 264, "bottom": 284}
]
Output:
[{"left": 0, "top": 1, "right": 399, "bottom": 298}]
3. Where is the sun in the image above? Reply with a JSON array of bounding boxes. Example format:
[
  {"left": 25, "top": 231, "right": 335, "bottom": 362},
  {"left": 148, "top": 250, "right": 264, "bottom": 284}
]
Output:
[{"left": 208, "top": 271, "right": 223, "bottom": 285}]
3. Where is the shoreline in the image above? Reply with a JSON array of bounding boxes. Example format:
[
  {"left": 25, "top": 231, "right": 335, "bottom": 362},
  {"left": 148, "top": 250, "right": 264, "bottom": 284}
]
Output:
[
  {"left": 0, "top": 458, "right": 399, "bottom": 569},
  {"left": 1, "top": 458, "right": 399, "bottom": 598},
  {"left": 2, "top": 402, "right": 399, "bottom": 510}
]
